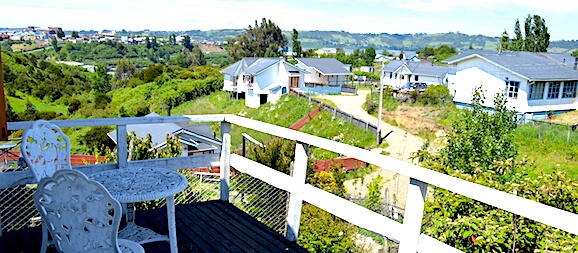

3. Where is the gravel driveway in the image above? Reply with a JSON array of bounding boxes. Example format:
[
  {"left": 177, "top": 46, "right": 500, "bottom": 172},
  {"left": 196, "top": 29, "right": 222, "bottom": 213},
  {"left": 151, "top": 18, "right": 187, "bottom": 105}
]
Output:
[{"left": 315, "top": 89, "right": 427, "bottom": 211}]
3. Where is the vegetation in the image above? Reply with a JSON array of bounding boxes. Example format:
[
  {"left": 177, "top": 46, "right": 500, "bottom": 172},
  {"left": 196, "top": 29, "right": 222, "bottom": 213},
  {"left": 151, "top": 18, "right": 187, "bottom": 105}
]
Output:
[
  {"left": 416, "top": 45, "right": 458, "bottom": 61},
  {"left": 414, "top": 87, "right": 578, "bottom": 252},
  {"left": 503, "top": 14, "right": 550, "bottom": 52},
  {"left": 226, "top": 18, "right": 288, "bottom": 62}
]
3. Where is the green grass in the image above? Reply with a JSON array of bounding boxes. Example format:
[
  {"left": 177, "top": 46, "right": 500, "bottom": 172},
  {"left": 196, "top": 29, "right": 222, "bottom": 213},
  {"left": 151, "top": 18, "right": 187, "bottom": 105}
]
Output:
[
  {"left": 173, "top": 91, "right": 386, "bottom": 157},
  {"left": 8, "top": 91, "right": 68, "bottom": 114},
  {"left": 514, "top": 123, "right": 578, "bottom": 178}
]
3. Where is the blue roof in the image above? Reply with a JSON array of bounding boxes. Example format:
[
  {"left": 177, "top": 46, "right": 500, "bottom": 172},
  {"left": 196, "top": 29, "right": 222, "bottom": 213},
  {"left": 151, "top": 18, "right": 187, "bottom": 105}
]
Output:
[
  {"left": 445, "top": 50, "right": 578, "bottom": 81},
  {"left": 296, "top": 58, "right": 352, "bottom": 75}
]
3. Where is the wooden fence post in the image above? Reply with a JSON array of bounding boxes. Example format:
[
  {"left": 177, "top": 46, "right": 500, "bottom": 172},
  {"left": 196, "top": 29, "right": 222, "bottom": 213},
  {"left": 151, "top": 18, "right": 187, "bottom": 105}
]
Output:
[
  {"left": 398, "top": 178, "right": 428, "bottom": 253},
  {"left": 286, "top": 142, "right": 308, "bottom": 241},
  {"left": 220, "top": 121, "right": 231, "bottom": 201}
]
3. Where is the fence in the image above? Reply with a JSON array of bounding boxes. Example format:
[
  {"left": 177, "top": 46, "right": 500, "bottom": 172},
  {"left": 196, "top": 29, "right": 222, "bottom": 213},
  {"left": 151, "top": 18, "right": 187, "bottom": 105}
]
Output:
[{"left": 293, "top": 92, "right": 381, "bottom": 137}]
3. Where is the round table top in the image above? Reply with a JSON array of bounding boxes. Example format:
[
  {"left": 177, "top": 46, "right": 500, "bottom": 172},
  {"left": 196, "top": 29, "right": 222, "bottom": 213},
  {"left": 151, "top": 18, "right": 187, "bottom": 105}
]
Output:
[{"left": 89, "top": 167, "right": 188, "bottom": 203}]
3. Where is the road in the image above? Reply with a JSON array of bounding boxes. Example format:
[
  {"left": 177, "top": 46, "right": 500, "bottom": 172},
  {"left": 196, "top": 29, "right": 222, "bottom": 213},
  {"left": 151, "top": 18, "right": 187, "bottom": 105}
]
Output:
[{"left": 316, "top": 89, "right": 428, "bottom": 213}]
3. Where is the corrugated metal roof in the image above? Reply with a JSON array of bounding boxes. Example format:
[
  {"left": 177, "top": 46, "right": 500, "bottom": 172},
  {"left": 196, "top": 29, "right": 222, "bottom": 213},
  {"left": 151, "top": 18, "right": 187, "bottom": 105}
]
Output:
[
  {"left": 296, "top": 58, "right": 352, "bottom": 75},
  {"left": 384, "top": 60, "right": 454, "bottom": 77},
  {"left": 445, "top": 50, "right": 578, "bottom": 81},
  {"left": 244, "top": 58, "right": 282, "bottom": 75}
]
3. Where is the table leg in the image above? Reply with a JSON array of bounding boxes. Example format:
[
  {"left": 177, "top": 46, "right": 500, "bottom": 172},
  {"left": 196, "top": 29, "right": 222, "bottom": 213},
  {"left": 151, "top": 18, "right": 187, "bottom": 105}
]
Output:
[
  {"left": 166, "top": 195, "right": 178, "bottom": 253},
  {"left": 126, "top": 202, "right": 135, "bottom": 223}
]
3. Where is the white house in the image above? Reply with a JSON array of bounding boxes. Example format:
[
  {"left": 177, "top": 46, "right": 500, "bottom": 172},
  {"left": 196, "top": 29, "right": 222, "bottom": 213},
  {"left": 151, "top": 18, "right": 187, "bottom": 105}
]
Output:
[
  {"left": 295, "top": 58, "right": 352, "bottom": 95},
  {"left": 220, "top": 57, "right": 308, "bottom": 108},
  {"left": 382, "top": 60, "right": 455, "bottom": 88},
  {"left": 444, "top": 50, "right": 578, "bottom": 118},
  {"left": 108, "top": 113, "right": 222, "bottom": 156}
]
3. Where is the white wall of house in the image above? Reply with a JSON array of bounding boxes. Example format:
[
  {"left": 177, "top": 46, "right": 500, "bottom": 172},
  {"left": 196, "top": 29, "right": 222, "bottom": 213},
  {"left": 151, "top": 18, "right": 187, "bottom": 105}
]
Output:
[
  {"left": 383, "top": 66, "right": 445, "bottom": 88},
  {"left": 223, "top": 74, "right": 236, "bottom": 91},
  {"left": 246, "top": 88, "right": 261, "bottom": 108},
  {"left": 451, "top": 57, "right": 578, "bottom": 113}
]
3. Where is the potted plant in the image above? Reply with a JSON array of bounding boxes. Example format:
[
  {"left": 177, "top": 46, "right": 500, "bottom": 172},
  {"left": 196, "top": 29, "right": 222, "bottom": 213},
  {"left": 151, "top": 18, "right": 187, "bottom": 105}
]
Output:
[{"left": 547, "top": 110, "right": 555, "bottom": 120}]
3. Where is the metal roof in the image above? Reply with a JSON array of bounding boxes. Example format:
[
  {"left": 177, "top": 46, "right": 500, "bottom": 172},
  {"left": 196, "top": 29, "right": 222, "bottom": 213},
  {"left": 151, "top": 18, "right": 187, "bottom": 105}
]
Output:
[
  {"left": 244, "top": 58, "right": 282, "bottom": 75},
  {"left": 296, "top": 58, "right": 352, "bottom": 75},
  {"left": 384, "top": 60, "right": 454, "bottom": 77},
  {"left": 108, "top": 113, "right": 220, "bottom": 149},
  {"left": 445, "top": 50, "right": 578, "bottom": 81}
]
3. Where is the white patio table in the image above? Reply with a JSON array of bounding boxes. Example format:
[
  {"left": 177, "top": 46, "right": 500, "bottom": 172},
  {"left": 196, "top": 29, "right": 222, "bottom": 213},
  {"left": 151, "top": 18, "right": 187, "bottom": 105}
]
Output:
[{"left": 89, "top": 167, "right": 188, "bottom": 253}]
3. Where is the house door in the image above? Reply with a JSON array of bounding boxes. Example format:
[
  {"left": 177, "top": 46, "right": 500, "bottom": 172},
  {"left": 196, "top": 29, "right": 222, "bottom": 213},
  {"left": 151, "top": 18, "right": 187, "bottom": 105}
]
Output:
[{"left": 289, "top": 77, "right": 299, "bottom": 88}]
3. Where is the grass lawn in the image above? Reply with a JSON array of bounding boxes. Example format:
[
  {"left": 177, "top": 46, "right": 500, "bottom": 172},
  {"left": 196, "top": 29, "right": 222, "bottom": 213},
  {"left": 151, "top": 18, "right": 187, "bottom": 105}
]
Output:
[{"left": 8, "top": 91, "right": 68, "bottom": 114}]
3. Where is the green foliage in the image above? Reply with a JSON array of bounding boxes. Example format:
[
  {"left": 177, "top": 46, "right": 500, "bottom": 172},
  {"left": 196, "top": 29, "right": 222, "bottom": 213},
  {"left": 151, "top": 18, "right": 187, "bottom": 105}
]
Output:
[
  {"left": 51, "top": 37, "right": 59, "bottom": 52},
  {"left": 423, "top": 167, "right": 578, "bottom": 252},
  {"left": 571, "top": 49, "right": 578, "bottom": 57},
  {"left": 363, "top": 88, "right": 397, "bottom": 115},
  {"left": 79, "top": 126, "right": 116, "bottom": 153},
  {"left": 508, "top": 15, "right": 550, "bottom": 52},
  {"left": 291, "top": 29, "right": 303, "bottom": 57},
  {"left": 418, "top": 85, "right": 452, "bottom": 105},
  {"left": 227, "top": 18, "right": 288, "bottom": 62},
  {"left": 440, "top": 86, "right": 517, "bottom": 175},
  {"left": 363, "top": 176, "right": 384, "bottom": 213},
  {"left": 417, "top": 45, "right": 457, "bottom": 61},
  {"left": 298, "top": 204, "right": 356, "bottom": 253}
]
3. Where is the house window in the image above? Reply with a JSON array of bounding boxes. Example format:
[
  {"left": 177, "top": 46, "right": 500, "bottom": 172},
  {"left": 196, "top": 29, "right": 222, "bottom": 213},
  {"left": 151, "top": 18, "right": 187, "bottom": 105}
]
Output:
[
  {"left": 529, "top": 82, "right": 545, "bottom": 99},
  {"left": 562, "top": 81, "right": 578, "bottom": 98},
  {"left": 547, "top": 81, "right": 561, "bottom": 99},
  {"left": 505, "top": 80, "right": 519, "bottom": 98},
  {"left": 243, "top": 75, "right": 254, "bottom": 83},
  {"left": 415, "top": 75, "right": 419, "bottom": 81},
  {"left": 389, "top": 72, "right": 392, "bottom": 79}
]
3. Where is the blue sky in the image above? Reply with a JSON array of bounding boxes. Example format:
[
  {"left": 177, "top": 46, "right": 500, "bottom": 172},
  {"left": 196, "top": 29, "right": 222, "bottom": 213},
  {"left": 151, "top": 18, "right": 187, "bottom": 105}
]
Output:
[{"left": 1, "top": 0, "right": 576, "bottom": 40}]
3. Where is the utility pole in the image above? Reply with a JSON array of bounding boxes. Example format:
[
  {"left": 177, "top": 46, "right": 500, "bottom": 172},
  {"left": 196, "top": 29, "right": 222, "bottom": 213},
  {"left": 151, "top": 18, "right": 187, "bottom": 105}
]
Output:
[
  {"left": 0, "top": 50, "right": 8, "bottom": 141},
  {"left": 377, "top": 60, "right": 384, "bottom": 144}
]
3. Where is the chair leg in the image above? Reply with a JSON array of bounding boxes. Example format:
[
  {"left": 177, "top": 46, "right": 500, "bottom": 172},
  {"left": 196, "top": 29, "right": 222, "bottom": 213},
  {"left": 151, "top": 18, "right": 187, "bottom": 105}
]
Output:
[{"left": 40, "top": 223, "right": 48, "bottom": 253}]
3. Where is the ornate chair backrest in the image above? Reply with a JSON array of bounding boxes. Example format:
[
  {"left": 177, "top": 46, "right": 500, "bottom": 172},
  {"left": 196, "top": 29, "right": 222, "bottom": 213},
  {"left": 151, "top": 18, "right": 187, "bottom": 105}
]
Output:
[
  {"left": 33, "top": 169, "right": 123, "bottom": 253},
  {"left": 21, "top": 120, "right": 71, "bottom": 182}
]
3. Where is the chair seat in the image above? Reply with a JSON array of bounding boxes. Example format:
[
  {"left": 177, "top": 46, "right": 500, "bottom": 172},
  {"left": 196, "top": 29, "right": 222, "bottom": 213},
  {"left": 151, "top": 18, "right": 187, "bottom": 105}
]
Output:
[{"left": 118, "top": 239, "right": 145, "bottom": 253}]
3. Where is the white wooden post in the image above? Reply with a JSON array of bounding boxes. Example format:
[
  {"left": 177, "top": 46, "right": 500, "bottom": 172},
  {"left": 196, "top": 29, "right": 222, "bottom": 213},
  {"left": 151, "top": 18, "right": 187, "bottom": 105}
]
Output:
[
  {"left": 116, "top": 125, "right": 128, "bottom": 169},
  {"left": 220, "top": 121, "right": 231, "bottom": 201},
  {"left": 398, "top": 178, "right": 428, "bottom": 253},
  {"left": 286, "top": 141, "right": 308, "bottom": 241}
]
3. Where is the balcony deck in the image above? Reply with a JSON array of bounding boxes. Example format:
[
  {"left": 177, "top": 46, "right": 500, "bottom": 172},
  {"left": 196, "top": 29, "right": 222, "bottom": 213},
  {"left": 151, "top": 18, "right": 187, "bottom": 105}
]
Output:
[{"left": 0, "top": 200, "right": 308, "bottom": 253}]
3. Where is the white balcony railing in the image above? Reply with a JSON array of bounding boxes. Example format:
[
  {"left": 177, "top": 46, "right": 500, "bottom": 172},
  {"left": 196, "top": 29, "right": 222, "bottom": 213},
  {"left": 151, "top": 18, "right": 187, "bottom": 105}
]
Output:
[{"left": 1, "top": 114, "right": 578, "bottom": 253}]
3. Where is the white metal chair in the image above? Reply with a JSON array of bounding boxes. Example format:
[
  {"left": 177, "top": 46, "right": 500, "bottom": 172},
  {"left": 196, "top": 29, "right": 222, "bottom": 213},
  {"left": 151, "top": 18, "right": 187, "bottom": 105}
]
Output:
[
  {"left": 21, "top": 120, "right": 73, "bottom": 252},
  {"left": 33, "top": 169, "right": 145, "bottom": 253},
  {"left": 21, "top": 119, "right": 72, "bottom": 182}
]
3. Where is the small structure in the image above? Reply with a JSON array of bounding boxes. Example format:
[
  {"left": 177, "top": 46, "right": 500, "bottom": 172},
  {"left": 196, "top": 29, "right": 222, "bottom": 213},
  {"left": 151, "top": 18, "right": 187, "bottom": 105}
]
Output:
[
  {"left": 444, "top": 50, "right": 578, "bottom": 119},
  {"left": 295, "top": 58, "right": 352, "bottom": 95},
  {"left": 108, "top": 113, "right": 221, "bottom": 156},
  {"left": 382, "top": 60, "right": 455, "bottom": 88}
]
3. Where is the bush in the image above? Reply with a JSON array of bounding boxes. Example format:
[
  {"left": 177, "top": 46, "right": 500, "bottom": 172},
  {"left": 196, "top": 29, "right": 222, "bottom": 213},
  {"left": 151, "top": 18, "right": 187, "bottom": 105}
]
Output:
[{"left": 419, "top": 85, "right": 452, "bottom": 105}]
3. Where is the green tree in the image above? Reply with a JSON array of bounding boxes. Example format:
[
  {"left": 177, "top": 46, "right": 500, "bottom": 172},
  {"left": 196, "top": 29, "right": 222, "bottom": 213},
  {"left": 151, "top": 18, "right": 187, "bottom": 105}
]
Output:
[
  {"left": 226, "top": 18, "right": 288, "bottom": 62},
  {"left": 499, "top": 30, "right": 510, "bottom": 51},
  {"left": 5, "top": 100, "right": 18, "bottom": 122},
  {"left": 572, "top": 49, "right": 578, "bottom": 57},
  {"left": 439, "top": 86, "right": 518, "bottom": 175},
  {"left": 71, "top": 31, "right": 79, "bottom": 39},
  {"left": 291, "top": 29, "right": 302, "bottom": 57},
  {"left": 182, "top": 35, "right": 193, "bottom": 52},
  {"left": 56, "top": 29, "right": 65, "bottom": 39},
  {"left": 19, "top": 100, "right": 38, "bottom": 121},
  {"left": 364, "top": 46, "right": 376, "bottom": 65},
  {"left": 510, "top": 19, "right": 524, "bottom": 51},
  {"left": 51, "top": 37, "right": 59, "bottom": 52},
  {"left": 114, "top": 58, "right": 136, "bottom": 80},
  {"left": 93, "top": 64, "right": 111, "bottom": 93},
  {"left": 508, "top": 15, "right": 549, "bottom": 52},
  {"left": 79, "top": 126, "right": 116, "bottom": 154}
]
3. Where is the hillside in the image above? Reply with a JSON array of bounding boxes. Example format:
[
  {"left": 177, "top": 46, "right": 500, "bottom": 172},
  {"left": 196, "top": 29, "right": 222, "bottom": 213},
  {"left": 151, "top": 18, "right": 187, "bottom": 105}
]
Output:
[{"left": 166, "top": 29, "right": 578, "bottom": 53}]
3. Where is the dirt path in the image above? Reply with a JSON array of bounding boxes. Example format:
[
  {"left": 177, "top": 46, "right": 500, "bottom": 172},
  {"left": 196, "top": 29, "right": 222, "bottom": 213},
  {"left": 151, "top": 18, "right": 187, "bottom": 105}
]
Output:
[{"left": 316, "top": 89, "right": 428, "bottom": 210}]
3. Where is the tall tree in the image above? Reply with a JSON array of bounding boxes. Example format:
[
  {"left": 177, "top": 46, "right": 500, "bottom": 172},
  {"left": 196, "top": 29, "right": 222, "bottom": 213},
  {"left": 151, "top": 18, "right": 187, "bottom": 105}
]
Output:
[
  {"left": 523, "top": 14, "right": 535, "bottom": 52},
  {"left": 226, "top": 18, "right": 288, "bottom": 62},
  {"left": 364, "top": 46, "right": 376, "bottom": 65},
  {"left": 50, "top": 37, "right": 59, "bottom": 52},
  {"left": 499, "top": 30, "right": 510, "bottom": 51},
  {"left": 291, "top": 29, "right": 302, "bottom": 57},
  {"left": 56, "top": 29, "right": 65, "bottom": 39},
  {"left": 182, "top": 35, "right": 193, "bottom": 52},
  {"left": 71, "top": 31, "right": 79, "bottom": 39},
  {"left": 508, "top": 15, "right": 549, "bottom": 52},
  {"left": 510, "top": 19, "right": 524, "bottom": 51},
  {"left": 93, "top": 64, "right": 111, "bottom": 93}
]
